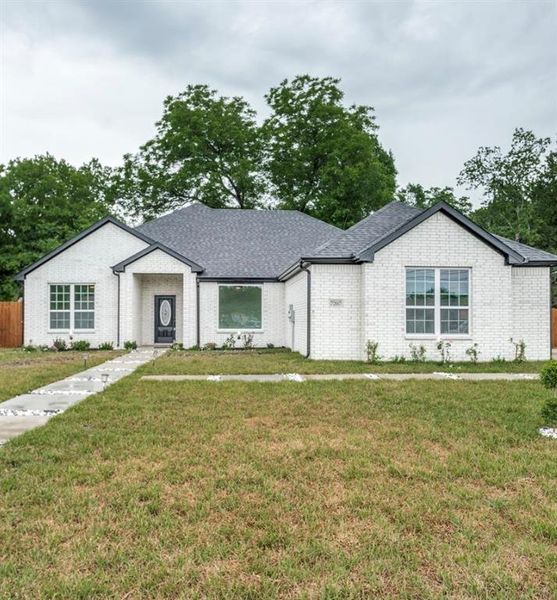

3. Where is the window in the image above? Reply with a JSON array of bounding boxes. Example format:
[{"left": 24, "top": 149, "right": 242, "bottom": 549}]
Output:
[
  {"left": 49, "top": 284, "right": 70, "bottom": 330},
  {"left": 406, "top": 269, "right": 435, "bottom": 334},
  {"left": 49, "top": 284, "right": 95, "bottom": 330},
  {"left": 218, "top": 286, "right": 262, "bottom": 330},
  {"left": 405, "top": 268, "right": 470, "bottom": 336},
  {"left": 74, "top": 284, "right": 95, "bottom": 330},
  {"left": 440, "top": 269, "right": 469, "bottom": 334}
]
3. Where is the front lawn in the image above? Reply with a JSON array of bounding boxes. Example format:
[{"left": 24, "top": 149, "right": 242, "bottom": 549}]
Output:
[
  {"left": 141, "top": 348, "right": 547, "bottom": 375},
  {"left": 0, "top": 370, "right": 555, "bottom": 597},
  {"left": 0, "top": 349, "right": 122, "bottom": 403}
]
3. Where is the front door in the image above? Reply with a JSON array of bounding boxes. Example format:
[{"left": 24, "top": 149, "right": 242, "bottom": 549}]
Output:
[{"left": 154, "top": 295, "right": 176, "bottom": 344}]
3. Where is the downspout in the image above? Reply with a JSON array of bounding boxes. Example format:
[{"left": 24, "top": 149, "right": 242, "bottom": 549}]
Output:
[
  {"left": 196, "top": 277, "right": 200, "bottom": 348},
  {"left": 299, "top": 261, "right": 311, "bottom": 358},
  {"left": 115, "top": 272, "right": 121, "bottom": 348}
]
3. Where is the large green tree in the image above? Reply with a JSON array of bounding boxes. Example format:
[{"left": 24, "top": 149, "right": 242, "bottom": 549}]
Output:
[
  {"left": 458, "top": 128, "right": 554, "bottom": 245},
  {"left": 263, "top": 75, "right": 396, "bottom": 228},
  {"left": 119, "top": 85, "right": 266, "bottom": 220},
  {"left": 397, "top": 183, "right": 472, "bottom": 215},
  {"left": 0, "top": 155, "right": 113, "bottom": 299}
]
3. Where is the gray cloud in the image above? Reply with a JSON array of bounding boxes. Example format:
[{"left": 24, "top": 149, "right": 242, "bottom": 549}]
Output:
[{"left": 2, "top": 0, "right": 556, "bottom": 203}]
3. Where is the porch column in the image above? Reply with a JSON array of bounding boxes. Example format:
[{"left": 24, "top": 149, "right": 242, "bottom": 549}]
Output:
[
  {"left": 119, "top": 271, "right": 139, "bottom": 347},
  {"left": 183, "top": 271, "right": 197, "bottom": 348}
]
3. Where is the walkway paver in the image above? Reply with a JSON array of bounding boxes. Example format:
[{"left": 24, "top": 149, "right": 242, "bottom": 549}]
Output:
[
  {"left": 141, "top": 372, "right": 540, "bottom": 383},
  {"left": 0, "top": 348, "right": 162, "bottom": 446}
]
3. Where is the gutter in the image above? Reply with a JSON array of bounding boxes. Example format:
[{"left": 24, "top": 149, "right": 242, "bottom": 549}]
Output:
[
  {"left": 299, "top": 260, "right": 311, "bottom": 359},
  {"left": 115, "top": 272, "right": 121, "bottom": 348},
  {"left": 196, "top": 277, "right": 200, "bottom": 348},
  {"left": 279, "top": 254, "right": 357, "bottom": 281}
]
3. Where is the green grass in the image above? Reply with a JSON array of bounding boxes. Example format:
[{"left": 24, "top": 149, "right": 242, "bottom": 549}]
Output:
[
  {"left": 141, "top": 348, "right": 547, "bottom": 376},
  {"left": 0, "top": 364, "right": 555, "bottom": 598},
  {"left": 0, "top": 349, "right": 122, "bottom": 402}
]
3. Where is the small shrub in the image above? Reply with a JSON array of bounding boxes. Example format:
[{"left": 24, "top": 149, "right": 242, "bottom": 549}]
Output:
[
  {"left": 23, "top": 344, "right": 38, "bottom": 352},
  {"left": 241, "top": 333, "right": 254, "bottom": 349},
  {"left": 98, "top": 342, "right": 114, "bottom": 351},
  {"left": 71, "top": 340, "right": 90, "bottom": 351},
  {"left": 492, "top": 355, "right": 506, "bottom": 364},
  {"left": 38, "top": 345, "right": 50, "bottom": 352},
  {"left": 436, "top": 341, "right": 451, "bottom": 364},
  {"left": 465, "top": 343, "right": 480, "bottom": 364},
  {"left": 170, "top": 342, "right": 184, "bottom": 351},
  {"left": 541, "top": 398, "right": 557, "bottom": 427},
  {"left": 53, "top": 338, "right": 68, "bottom": 352},
  {"left": 203, "top": 342, "right": 217, "bottom": 351},
  {"left": 124, "top": 340, "right": 137, "bottom": 351},
  {"left": 222, "top": 334, "right": 236, "bottom": 350},
  {"left": 409, "top": 343, "right": 426, "bottom": 362},
  {"left": 365, "top": 340, "right": 381, "bottom": 364},
  {"left": 510, "top": 338, "right": 526, "bottom": 362},
  {"left": 540, "top": 361, "right": 557, "bottom": 396},
  {"left": 267, "top": 343, "right": 275, "bottom": 349},
  {"left": 188, "top": 344, "right": 201, "bottom": 351}
]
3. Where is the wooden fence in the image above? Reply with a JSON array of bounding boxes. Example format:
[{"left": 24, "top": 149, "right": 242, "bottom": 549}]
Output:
[
  {"left": 553, "top": 308, "right": 557, "bottom": 349},
  {"left": 0, "top": 300, "right": 23, "bottom": 347}
]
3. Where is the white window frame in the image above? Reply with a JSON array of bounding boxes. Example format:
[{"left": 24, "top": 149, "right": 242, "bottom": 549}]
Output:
[
  {"left": 405, "top": 267, "right": 471, "bottom": 339},
  {"left": 217, "top": 284, "right": 264, "bottom": 332},
  {"left": 48, "top": 283, "right": 96, "bottom": 333}
]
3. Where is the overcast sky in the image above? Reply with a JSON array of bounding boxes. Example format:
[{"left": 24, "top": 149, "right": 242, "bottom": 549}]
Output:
[{"left": 1, "top": 0, "right": 556, "bottom": 201}]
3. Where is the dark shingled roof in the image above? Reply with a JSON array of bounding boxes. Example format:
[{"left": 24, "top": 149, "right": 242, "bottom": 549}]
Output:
[
  {"left": 312, "top": 201, "right": 422, "bottom": 257},
  {"left": 136, "top": 203, "right": 341, "bottom": 278},
  {"left": 493, "top": 235, "right": 557, "bottom": 263}
]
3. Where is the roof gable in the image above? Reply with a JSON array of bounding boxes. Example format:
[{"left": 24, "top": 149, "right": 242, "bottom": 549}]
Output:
[
  {"left": 357, "top": 202, "right": 526, "bottom": 264},
  {"left": 112, "top": 243, "right": 204, "bottom": 273},
  {"left": 14, "top": 216, "right": 156, "bottom": 281}
]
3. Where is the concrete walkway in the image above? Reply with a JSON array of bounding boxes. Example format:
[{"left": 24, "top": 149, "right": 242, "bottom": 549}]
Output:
[
  {"left": 141, "top": 372, "right": 539, "bottom": 383},
  {"left": 0, "top": 348, "right": 161, "bottom": 446}
]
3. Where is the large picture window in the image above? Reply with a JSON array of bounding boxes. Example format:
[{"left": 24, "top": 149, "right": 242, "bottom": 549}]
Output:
[
  {"left": 49, "top": 284, "right": 95, "bottom": 331},
  {"left": 218, "top": 286, "right": 262, "bottom": 330},
  {"left": 406, "top": 268, "right": 469, "bottom": 336}
]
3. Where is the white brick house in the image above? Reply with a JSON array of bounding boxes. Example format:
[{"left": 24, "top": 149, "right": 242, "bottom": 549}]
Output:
[{"left": 15, "top": 201, "right": 557, "bottom": 361}]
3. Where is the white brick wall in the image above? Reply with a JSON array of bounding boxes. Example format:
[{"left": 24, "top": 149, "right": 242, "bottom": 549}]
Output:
[
  {"left": 24, "top": 222, "right": 148, "bottom": 347},
  {"left": 511, "top": 267, "right": 551, "bottom": 360},
  {"left": 310, "top": 264, "right": 362, "bottom": 360},
  {"left": 199, "top": 281, "right": 285, "bottom": 348},
  {"left": 284, "top": 271, "right": 308, "bottom": 355}
]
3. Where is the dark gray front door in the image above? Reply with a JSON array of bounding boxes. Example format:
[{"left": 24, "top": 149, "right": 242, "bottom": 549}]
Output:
[{"left": 154, "top": 295, "right": 176, "bottom": 344}]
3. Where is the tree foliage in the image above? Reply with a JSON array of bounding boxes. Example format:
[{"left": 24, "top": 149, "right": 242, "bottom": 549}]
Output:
[
  {"left": 263, "top": 75, "right": 396, "bottom": 229},
  {"left": 397, "top": 183, "right": 472, "bottom": 215},
  {"left": 0, "top": 155, "right": 113, "bottom": 299},
  {"left": 458, "top": 128, "right": 554, "bottom": 245},
  {"left": 118, "top": 85, "right": 266, "bottom": 220}
]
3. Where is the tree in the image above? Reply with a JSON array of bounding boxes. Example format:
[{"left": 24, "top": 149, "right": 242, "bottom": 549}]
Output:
[
  {"left": 119, "top": 85, "right": 266, "bottom": 220},
  {"left": 397, "top": 183, "right": 472, "bottom": 215},
  {"left": 263, "top": 75, "right": 396, "bottom": 229},
  {"left": 0, "top": 155, "right": 113, "bottom": 299},
  {"left": 457, "top": 128, "right": 553, "bottom": 245}
]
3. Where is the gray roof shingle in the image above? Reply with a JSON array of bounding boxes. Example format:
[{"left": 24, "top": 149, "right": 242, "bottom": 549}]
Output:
[
  {"left": 493, "top": 235, "right": 557, "bottom": 263},
  {"left": 312, "top": 201, "right": 422, "bottom": 257},
  {"left": 136, "top": 203, "right": 341, "bottom": 278}
]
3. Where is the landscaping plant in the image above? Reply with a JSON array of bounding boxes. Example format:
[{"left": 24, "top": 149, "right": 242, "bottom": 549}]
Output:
[
  {"left": 510, "top": 338, "right": 526, "bottom": 362},
  {"left": 465, "top": 343, "right": 480, "bottom": 363},
  {"left": 123, "top": 340, "right": 137, "bottom": 351},
  {"left": 365, "top": 340, "right": 381, "bottom": 364},
  {"left": 409, "top": 343, "right": 426, "bottom": 362}
]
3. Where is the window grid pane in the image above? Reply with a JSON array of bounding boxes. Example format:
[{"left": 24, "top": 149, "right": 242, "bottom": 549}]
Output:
[
  {"left": 219, "top": 286, "right": 262, "bottom": 329},
  {"left": 74, "top": 285, "right": 95, "bottom": 310},
  {"left": 74, "top": 311, "right": 94, "bottom": 330},
  {"left": 49, "top": 285, "right": 70, "bottom": 311},
  {"left": 50, "top": 311, "right": 70, "bottom": 330}
]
